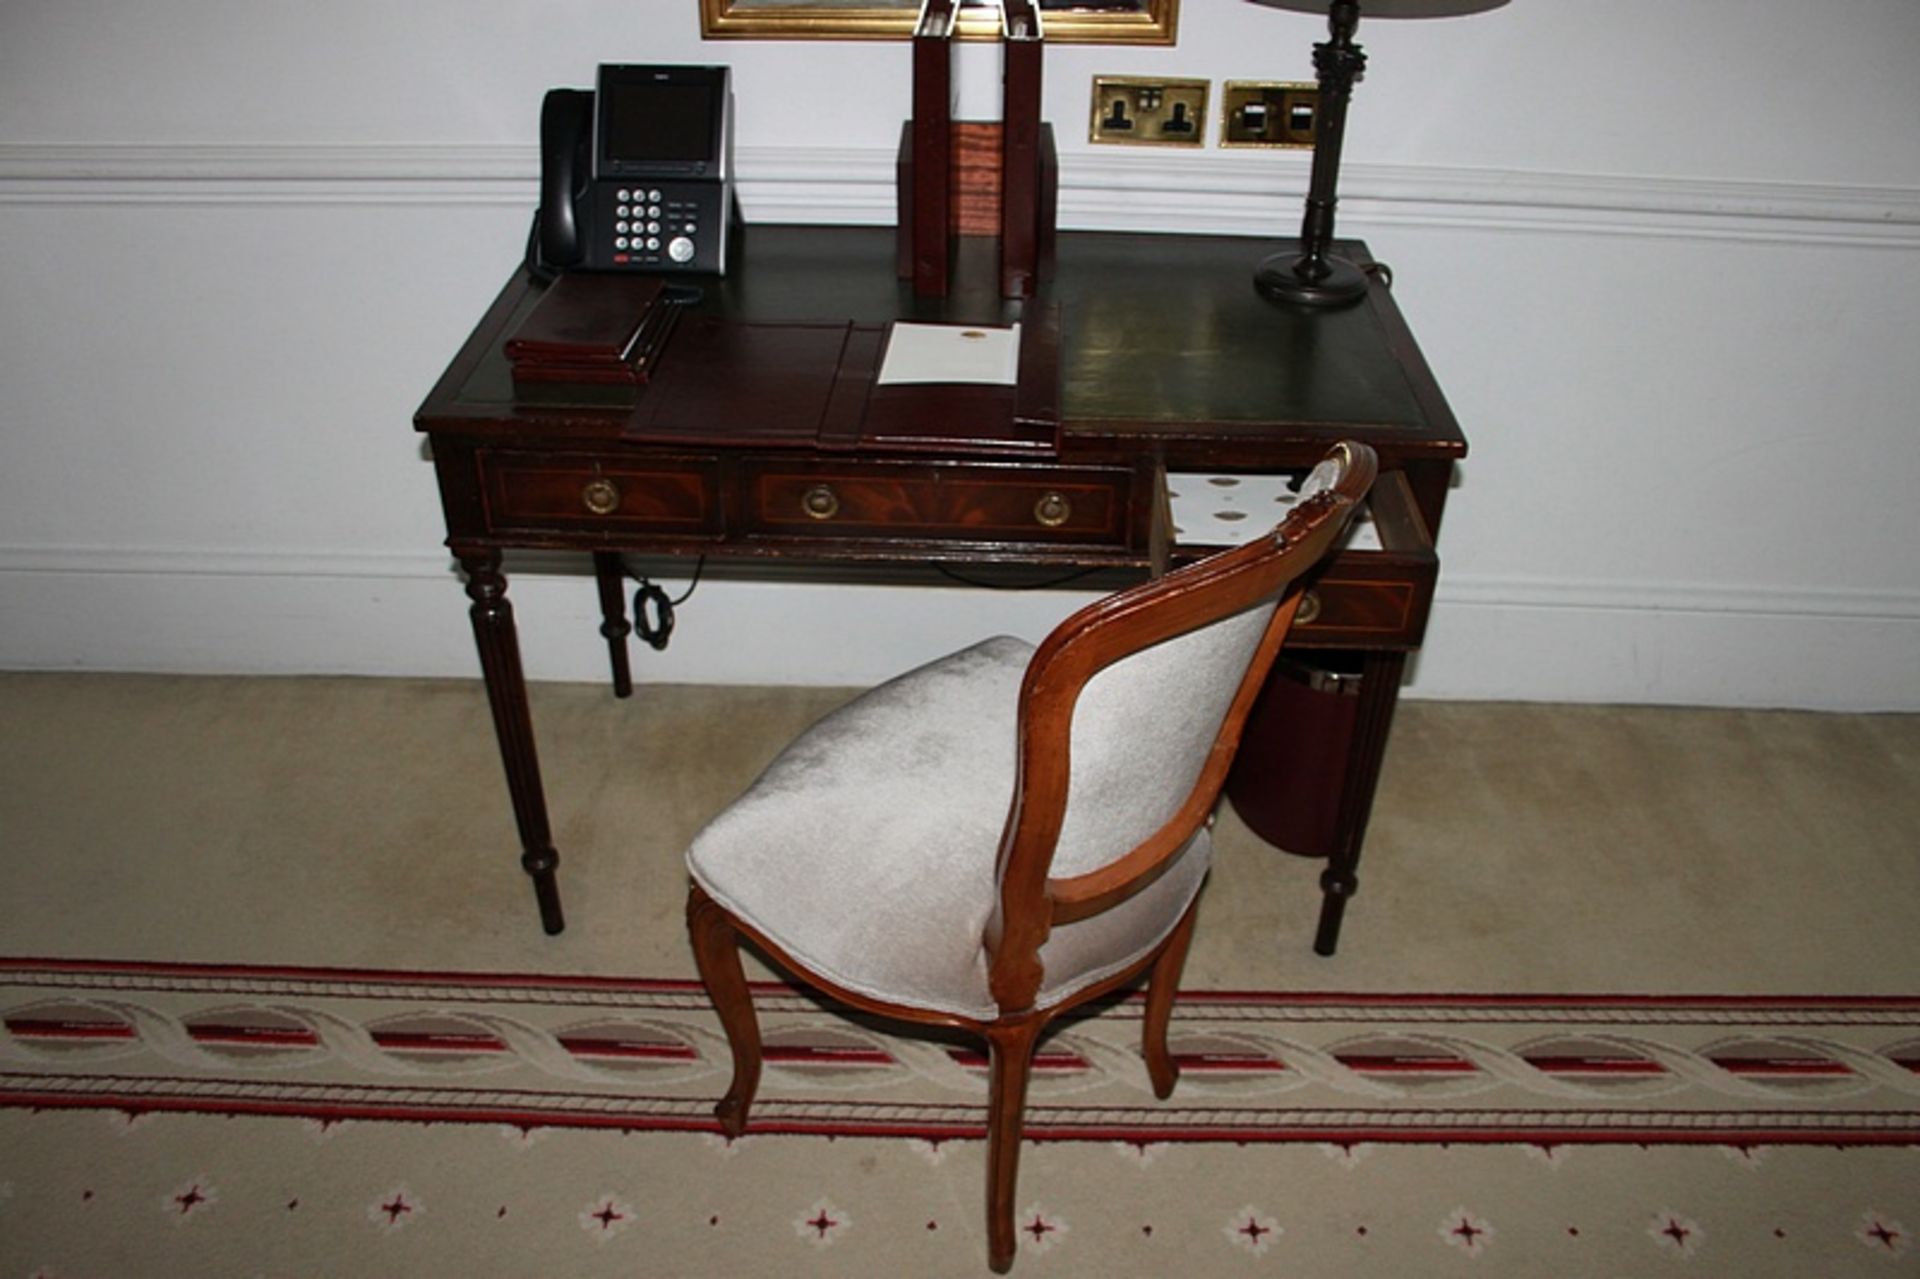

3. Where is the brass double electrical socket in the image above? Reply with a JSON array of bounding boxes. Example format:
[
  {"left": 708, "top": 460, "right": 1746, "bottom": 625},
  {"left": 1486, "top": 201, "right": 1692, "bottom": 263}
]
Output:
[
  {"left": 1220, "top": 81, "right": 1319, "bottom": 148},
  {"left": 1089, "top": 76, "right": 1209, "bottom": 147}
]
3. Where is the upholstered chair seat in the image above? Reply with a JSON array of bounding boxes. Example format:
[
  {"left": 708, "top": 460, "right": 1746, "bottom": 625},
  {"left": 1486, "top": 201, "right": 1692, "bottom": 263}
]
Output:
[{"left": 687, "top": 634, "right": 1213, "bottom": 1021}]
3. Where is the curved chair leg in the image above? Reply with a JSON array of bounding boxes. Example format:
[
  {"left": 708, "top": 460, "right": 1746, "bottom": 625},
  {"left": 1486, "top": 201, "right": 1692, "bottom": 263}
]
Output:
[
  {"left": 1143, "top": 897, "right": 1201, "bottom": 1100},
  {"left": 687, "top": 885, "right": 762, "bottom": 1137},
  {"left": 983, "top": 1017, "right": 1047, "bottom": 1274}
]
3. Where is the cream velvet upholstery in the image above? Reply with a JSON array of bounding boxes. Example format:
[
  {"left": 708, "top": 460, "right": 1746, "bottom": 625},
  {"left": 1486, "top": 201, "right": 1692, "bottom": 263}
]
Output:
[
  {"left": 687, "top": 583, "right": 1281, "bottom": 1020},
  {"left": 1055, "top": 601, "right": 1275, "bottom": 877}
]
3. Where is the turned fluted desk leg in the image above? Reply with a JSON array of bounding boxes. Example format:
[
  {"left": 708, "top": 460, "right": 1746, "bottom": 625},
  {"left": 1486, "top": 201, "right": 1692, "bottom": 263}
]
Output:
[
  {"left": 592, "top": 552, "right": 634, "bottom": 700},
  {"left": 1314, "top": 649, "right": 1407, "bottom": 957},
  {"left": 458, "top": 548, "right": 565, "bottom": 935}
]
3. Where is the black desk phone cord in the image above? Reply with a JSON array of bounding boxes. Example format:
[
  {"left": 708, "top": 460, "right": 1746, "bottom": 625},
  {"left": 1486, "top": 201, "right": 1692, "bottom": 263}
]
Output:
[{"left": 628, "top": 558, "right": 704, "bottom": 651}]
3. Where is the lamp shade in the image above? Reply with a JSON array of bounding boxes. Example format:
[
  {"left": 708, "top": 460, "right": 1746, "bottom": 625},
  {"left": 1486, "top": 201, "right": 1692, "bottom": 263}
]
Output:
[{"left": 1247, "top": 0, "right": 1508, "bottom": 16}]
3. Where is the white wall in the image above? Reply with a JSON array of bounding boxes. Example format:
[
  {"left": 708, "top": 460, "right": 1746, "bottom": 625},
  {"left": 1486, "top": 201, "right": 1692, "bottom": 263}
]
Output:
[{"left": 2, "top": 1, "right": 1917, "bottom": 708}]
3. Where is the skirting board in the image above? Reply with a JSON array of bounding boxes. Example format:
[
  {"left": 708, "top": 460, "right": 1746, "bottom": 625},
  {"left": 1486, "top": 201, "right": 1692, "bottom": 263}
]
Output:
[{"left": 2, "top": 553, "right": 1914, "bottom": 711}]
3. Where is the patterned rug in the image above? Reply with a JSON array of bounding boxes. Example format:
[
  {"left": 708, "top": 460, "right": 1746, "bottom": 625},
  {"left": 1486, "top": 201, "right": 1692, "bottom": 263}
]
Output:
[
  {"left": 6, "top": 957, "right": 1920, "bottom": 1144},
  {"left": 5, "top": 958, "right": 1918, "bottom": 1275}
]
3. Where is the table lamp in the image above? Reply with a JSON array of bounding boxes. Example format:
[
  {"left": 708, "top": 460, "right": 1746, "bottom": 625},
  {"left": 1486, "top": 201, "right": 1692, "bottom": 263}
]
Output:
[{"left": 1249, "top": 0, "right": 1508, "bottom": 307}]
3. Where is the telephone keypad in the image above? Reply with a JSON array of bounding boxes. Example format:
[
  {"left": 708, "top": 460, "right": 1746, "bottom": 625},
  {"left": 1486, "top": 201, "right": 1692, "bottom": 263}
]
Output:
[{"left": 594, "top": 183, "right": 721, "bottom": 271}]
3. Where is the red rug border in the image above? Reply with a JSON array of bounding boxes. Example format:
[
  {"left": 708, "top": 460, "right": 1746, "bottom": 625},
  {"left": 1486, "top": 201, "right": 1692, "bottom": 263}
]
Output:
[
  {"left": 7, "top": 955, "right": 1917, "bottom": 1012},
  {"left": 8, "top": 956, "right": 1920, "bottom": 1148},
  {"left": 6, "top": 1087, "right": 1919, "bottom": 1148}
]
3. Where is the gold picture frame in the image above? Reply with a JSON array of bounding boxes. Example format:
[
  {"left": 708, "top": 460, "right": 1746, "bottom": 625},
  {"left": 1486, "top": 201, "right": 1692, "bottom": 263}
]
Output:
[{"left": 699, "top": 0, "right": 1178, "bottom": 44}]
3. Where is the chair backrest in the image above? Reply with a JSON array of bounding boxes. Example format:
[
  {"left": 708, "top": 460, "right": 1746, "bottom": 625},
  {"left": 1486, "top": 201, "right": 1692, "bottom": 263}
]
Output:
[{"left": 984, "top": 442, "right": 1378, "bottom": 1011}]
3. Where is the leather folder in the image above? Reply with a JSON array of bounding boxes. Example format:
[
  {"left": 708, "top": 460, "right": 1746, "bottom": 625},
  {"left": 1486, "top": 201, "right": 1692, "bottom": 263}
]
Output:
[
  {"left": 505, "top": 274, "right": 666, "bottom": 364},
  {"left": 506, "top": 274, "right": 680, "bottom": 399}
]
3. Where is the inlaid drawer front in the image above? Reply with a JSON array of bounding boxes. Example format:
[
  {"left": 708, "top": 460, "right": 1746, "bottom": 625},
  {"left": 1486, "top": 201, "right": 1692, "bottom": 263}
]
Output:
[
  {"left": 745, "top": 462, "right": 1136, "bottom": 548},
  {"left": 1291, "top": 577, "right": 1424, "bottom": 640},
  {"left": 478, "top": 451, "right": 721, "bottom": 536}
]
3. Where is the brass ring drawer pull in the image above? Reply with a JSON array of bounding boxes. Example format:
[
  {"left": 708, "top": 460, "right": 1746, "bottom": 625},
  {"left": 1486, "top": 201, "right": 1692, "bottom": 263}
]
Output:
[
  {"left": 1033, "top": 491, "right": 1072, "bottom": 528},
  {"left": 581, "top": 477, "right": 622, "bottom": 516},
  {"left": 802, "top": 484, "right": 840, "bottom": 520},
  {"left": 1296, "top": 589, "right": 1323, "bottom": 626}
]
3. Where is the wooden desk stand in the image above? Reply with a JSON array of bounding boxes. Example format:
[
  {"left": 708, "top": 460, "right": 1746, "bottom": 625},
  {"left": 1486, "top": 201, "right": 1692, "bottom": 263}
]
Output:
[{"left": 897, "top": 0, "right": 1054, "bottom": 299}]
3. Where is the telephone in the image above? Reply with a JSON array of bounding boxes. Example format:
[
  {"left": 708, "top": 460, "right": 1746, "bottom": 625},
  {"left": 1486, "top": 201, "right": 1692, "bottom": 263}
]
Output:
[{"left": 528, "top": 64, "right": 737, "bottom": 278}]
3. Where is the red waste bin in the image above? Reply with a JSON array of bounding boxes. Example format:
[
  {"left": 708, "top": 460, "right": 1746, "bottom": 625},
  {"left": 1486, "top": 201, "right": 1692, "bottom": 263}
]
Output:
[{"left": 1225, "top": 656, "right": 1362, "bottom": 858}]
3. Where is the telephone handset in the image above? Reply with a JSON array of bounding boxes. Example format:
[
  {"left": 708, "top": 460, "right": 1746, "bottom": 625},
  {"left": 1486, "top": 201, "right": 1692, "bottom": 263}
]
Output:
[
  {"left": 535, "top": 88, "right": 593, "bottom": 273},
  {"left": 527, "top": 64, "right": 737, "bottom": 279}
]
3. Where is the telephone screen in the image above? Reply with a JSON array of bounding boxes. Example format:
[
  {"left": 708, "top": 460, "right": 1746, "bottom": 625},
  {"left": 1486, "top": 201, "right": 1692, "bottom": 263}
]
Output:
[{"left": 603, "top": 82, "right": 718, "bottom": 165}]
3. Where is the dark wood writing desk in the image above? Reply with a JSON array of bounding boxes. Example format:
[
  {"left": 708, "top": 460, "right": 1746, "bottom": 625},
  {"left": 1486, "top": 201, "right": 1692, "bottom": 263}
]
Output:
[{"left": 416, "top": 226, "right": 1466, "bottom": 953}]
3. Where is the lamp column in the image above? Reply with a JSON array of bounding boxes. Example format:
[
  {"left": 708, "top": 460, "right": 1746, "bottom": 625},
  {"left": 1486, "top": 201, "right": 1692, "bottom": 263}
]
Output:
[{"left": 1255, "top": 0, "right": 1370, "bottom": 307}]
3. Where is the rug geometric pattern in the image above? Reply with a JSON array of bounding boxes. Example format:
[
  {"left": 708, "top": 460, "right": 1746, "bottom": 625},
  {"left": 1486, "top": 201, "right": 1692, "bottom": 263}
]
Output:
[{"left": 7, "top": 958, "right": 1919, "bottom": 1146}]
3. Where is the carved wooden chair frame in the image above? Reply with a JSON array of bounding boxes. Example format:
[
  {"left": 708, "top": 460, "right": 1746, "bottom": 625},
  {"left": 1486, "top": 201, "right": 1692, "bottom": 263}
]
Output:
[{"left": 688, "top": 441, "right": 1378, "bottom": 1271}]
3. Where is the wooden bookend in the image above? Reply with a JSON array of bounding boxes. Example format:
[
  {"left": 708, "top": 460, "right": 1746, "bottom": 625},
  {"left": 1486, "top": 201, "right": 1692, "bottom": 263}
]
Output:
[
  {"left": 898, "top": 0, "right": 956, "bottom": 297},
  {"left": 999, "top": 0, "right": 1045, "bottom": 298}
]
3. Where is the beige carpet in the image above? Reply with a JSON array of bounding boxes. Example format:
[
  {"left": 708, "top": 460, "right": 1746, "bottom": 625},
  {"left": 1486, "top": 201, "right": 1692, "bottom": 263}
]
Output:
[{"left": 2, "top": 672, "right": 1918, "bottom": 1274}]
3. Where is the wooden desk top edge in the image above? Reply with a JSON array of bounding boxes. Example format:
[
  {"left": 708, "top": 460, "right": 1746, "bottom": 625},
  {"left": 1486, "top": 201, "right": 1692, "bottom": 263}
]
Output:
[{"left": 416, "top": 227, "right": 1469, "bottom": 468}]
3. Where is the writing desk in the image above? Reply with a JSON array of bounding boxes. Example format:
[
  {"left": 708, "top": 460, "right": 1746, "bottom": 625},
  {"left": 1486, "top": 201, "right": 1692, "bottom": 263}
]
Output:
[{"left": 415, "top": 225, "right": 1465, "bottom": 952}]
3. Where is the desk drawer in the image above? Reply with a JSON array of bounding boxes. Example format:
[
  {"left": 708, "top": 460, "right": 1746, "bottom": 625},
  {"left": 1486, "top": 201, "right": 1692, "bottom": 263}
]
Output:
[
  {"left": 1300, "top": 471, "right": 1436, "bottom": 647},
  {"left": 743, "top": 460, "right": 1140, "bottom": 552},
  {"left": 478, "top": 450, "right": 721, "bottom": 537},
  {"left": 1169, "top": 468, "right": 1438, "bottom": 648}
]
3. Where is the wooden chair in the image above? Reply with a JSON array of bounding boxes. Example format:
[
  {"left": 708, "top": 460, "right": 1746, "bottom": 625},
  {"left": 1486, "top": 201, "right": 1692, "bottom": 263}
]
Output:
[{"left": 685, "top": 442, "right": 1378, "bottom": 1272}]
